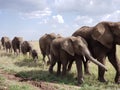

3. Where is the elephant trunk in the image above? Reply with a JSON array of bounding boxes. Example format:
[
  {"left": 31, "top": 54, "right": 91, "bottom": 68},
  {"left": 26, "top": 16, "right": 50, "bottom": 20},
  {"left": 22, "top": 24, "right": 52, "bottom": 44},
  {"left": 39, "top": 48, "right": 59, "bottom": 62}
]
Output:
[{"left": 83, "top": 48, "right": 107, "bottom": 71}]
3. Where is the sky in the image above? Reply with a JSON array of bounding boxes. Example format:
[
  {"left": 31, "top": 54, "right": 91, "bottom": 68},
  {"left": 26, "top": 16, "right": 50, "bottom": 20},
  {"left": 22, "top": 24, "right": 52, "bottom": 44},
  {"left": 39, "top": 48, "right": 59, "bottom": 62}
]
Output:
[{"left": 0, "top": 0, "right": 120, "bottom": 40}]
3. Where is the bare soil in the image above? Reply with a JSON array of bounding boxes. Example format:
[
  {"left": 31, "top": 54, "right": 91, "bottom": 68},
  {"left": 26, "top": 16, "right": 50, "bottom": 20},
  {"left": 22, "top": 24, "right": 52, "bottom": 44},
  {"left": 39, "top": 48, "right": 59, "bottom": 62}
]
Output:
[{"left": 0, "top": 69, "right": 59, "bottom": 90}]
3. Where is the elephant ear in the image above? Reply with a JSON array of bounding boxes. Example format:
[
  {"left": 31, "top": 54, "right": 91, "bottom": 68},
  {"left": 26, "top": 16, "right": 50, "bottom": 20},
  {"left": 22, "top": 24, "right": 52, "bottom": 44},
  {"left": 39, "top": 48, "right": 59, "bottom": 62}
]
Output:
[
  {"left": 91, "top": 22, "right": 113, "bottom": 49},
  {"left": 61, "top": 38, "right": 74, "bottom": 56}
]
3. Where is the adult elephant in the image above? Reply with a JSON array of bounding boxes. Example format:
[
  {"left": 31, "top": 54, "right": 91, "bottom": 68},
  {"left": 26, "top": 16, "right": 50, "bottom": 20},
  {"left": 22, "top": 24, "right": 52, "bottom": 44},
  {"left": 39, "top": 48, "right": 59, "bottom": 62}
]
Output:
[
  {"left": 1, "top": 36, "right": 9, "bottom": 49},
  {"left": 49, "top": 36, "right": 107, "bottom": 84},
  {"left": 21, "top": 41, "right": 38, "bottom": 62},
  {"left": 21, "top": 41, "right": 32, "bottom": 55},
  {"left": 72, "top": 21, "right": 120, "bottom": 83},
  {"left": 1, "top": 36, "right": 12, "bottom": 52},
  {"left": 0, "top": 41, "right": 2, "bottom": 50},
  {"left": 12, "top": 36, "right": 23, "bottom": 55},
  {"left": 39, "top": 33, "right": 61, "bottom": 65}
]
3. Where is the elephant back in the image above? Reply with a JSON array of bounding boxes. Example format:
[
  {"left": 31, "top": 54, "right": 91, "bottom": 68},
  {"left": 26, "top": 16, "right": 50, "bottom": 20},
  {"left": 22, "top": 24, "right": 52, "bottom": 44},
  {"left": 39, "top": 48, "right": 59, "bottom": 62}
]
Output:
[{"left": 72, "top": 26, "right": 93, "bottom": 40}]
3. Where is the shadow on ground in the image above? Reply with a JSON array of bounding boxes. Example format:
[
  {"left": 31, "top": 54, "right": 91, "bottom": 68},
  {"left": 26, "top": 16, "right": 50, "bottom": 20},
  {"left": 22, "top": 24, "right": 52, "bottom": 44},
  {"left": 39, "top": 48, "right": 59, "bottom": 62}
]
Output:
[
  {"left": 14, "top": 57, "right": 44, "bottom": 67},
  {"left": 15, "top": 69, "right": 76, "bottom": 85}
]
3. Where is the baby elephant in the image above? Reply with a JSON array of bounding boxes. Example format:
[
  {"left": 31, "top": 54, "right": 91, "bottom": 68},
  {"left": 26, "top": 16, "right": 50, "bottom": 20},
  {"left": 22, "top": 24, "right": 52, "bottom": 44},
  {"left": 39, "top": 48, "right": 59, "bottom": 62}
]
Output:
[
  {"left": 31, "top": 49, "right": 38, "bottom": 63},
  {"left": 49, "top": 36, "right": 107, "bottom": 85}
]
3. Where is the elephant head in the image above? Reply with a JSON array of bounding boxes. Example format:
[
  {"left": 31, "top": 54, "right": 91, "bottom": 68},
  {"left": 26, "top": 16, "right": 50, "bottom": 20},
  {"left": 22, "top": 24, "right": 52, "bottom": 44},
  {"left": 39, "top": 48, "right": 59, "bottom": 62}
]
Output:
[
  {"left": 44, "top": 33, "right": 62, "bottom": 43},
  {"left": 61, "top": 36, "right": 107, "bottom": 71},
  {"left": 91, "top": 22, "right": 120, "bottom": 48}
]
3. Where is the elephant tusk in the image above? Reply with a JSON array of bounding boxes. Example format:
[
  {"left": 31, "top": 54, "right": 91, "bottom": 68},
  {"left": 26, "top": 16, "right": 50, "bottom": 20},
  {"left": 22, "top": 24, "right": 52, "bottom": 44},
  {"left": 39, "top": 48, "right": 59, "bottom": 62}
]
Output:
[
  {"left": 83, "top": 55, "right": 86, "bottom": 62},
  {"left": 91, "top": 59, "right": 108, "bottom": 71}
]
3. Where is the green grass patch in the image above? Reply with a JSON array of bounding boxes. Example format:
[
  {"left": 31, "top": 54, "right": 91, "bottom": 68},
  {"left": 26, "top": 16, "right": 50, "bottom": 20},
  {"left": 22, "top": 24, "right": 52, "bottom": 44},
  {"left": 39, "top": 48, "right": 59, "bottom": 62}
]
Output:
[{"left": 0, "top": 42, "right": 120, "bottom": 90}]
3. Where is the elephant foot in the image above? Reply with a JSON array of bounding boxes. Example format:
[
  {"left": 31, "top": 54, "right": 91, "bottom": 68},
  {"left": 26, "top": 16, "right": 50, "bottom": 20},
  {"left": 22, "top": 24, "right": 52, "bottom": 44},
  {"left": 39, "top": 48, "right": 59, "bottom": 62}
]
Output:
[
  {"left": 49, "top": 68, "right": 53, "bottom": 74},
  {"left": 115, "top": 75, "right": 120, "bottom": 84},
  {"left": 84, "top": 71, "right": 91, "bottom": 75},
  {"left": 98, "top": 77, "right": 107, "bottom": 82},
  {"left": 77, "top": 78, "right": 84, "bottom": 85}
]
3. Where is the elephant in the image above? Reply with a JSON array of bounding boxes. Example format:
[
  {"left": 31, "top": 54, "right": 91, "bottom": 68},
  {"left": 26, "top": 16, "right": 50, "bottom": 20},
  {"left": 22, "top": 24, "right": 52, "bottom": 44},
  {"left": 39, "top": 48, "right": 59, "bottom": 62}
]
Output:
[
  {"left": 5, "top": 40, "right": 12, "bottom": 53},
  {"left": 31, "top": 49, "right": 38, "bottom": 63},
  {"left": 39, "top": 33, "right": 61, "bottom": 65},
  {"left": 0, "top": 41, "right": 2, "bottom": 50},
  {"left": 72, "top": 21, "right": 120, "bottom": 84},
  {"left": 12, "top": 36, "right": 23, "bottom": 55},
  {"left": 49, "top": 36, "right": 107, "bottom": 84},
  {"left": 1, "top": 36, "right": 9, "bottom": 49},
  {"left": 21, "top": 41, "right": 32, "bottom": 56},
  {"left": 1, "top": 36, "right": 12, "bottom": 52}
]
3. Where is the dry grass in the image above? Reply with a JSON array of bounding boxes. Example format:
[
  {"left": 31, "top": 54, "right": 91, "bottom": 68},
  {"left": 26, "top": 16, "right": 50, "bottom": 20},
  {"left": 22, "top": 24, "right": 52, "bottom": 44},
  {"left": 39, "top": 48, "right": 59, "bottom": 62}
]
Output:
[{"left": 0, "top": 41, "right": 120, "bottom": 90}]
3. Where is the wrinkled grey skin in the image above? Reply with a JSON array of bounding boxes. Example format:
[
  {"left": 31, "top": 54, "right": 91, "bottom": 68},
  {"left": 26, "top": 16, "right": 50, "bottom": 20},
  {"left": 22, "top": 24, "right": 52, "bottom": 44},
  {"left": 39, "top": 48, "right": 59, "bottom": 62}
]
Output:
[
  {"left": 31, "top": 49, "right": 38, "bottom": 63},
  {"left": 21, "top": 41, "right": 32, "bottom": 56},
  {"left": 49, "top": 36, "right": 107, "bottom": 85},
  {"left": 72, "top": 21, "right": 120, "bottom": 84},
  {"left": 12, "top": 36, "right": 23, "bottom": 55},
  {"left": 1, "top": 36, "right": 12, "bottom": 53},
  {"left": 39, "top": 33, "right": 61, "bottom": 65},
  {"left": 0, "top": 41, "right": 2, "bottom": 50}
]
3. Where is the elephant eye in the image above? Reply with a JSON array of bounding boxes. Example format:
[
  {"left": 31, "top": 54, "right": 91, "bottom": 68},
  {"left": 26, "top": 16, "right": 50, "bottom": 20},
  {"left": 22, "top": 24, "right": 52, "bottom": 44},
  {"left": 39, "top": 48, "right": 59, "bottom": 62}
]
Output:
[{"left": 78, "top": 44, "right": 82, "bottom": 49}]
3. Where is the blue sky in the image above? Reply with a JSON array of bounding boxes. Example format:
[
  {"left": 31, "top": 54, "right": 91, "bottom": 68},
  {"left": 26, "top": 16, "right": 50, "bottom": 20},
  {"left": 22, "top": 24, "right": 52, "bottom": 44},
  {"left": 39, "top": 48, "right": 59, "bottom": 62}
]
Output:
[{"left": 0, "top": 0, "right": 120, "bottom": 40}]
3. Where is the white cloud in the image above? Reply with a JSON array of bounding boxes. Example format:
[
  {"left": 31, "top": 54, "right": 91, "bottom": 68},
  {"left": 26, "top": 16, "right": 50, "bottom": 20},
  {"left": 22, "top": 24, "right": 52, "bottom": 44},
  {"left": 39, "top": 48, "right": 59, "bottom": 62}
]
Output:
[
  {"left": 101, "top": 10, "right": 120, "bottom": 22},
  {"left": 0, "top": 0, "right": 51, "bottom": 19},
  {"left": 38, "top": 14, "right": 64, "bottom": 24},
  {"left": 54, "top": 0, "right": 118, "bottom": 15},
  {"left": 52, "top": 15, "right": 64, "bottom": 24},
  {"left": 74, "top": 16, "right": 94, "bottom": 28},
  {"left": 21, "top": 8, "right": 52, "bottom": 19}
]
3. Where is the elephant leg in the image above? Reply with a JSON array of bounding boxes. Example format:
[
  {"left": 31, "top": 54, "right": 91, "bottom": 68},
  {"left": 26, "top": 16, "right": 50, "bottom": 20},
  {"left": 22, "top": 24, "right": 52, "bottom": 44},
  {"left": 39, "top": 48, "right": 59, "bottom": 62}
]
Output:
[
  {"left": 91, "top": 43, "right": 107, "bottom": 82},
  {"left": 15, "top": 49, "right": 17, "bottom": 55},
  {"left": 47, "top": 54, "right": 51, "bottom": 65},
  {"left": 42, "top": 53, "right": 46, "bottom": 64},
  {"left": 82, "top": 59, "right": 91, "bottom": 75},
  {"left": 16, "top": 49, "right": 19, "bottom": 55},
  {"left": 75, "top": 58, "right": 84, "bottom": 85},
  {"left": 49, "top": 55, "right": 56, "bottom": 74},
  {"left": 67, "top": 60, "right": 74, "bottom": 72},
  {"left": 56, "top": 61, "right": 61, "bottom": 76},
  {"left": 49, "top": 60, "right": 56, "bottom": 74},
  {"left": 97, "top": 56, "right": 106, "bottom": 82},
  {"left": 107, "top": 46, "right": 120, "bottom": 84},
  {"left": 62, "top": 60, "right": 68, "bottom": 76}
]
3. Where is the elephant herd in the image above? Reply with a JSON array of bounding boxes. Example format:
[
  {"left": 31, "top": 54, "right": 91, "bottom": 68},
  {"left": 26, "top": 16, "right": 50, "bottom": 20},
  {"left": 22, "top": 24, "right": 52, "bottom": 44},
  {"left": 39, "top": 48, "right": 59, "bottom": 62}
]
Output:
[
  {"left": 39, "top": 21, "right": 120, "bottom": 85},
  {"left": 0, "top": 21, "right": 120, "bottom": 85},
  {"left": 0, "top": 36, "right": 38, "bottom": 62}
]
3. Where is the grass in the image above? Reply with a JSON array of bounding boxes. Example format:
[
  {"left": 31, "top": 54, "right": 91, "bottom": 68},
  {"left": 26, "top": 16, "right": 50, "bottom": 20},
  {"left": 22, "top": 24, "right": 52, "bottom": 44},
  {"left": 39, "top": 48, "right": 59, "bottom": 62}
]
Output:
[{"left": 0, "top": 41, "right": 120, "bottom": 90}]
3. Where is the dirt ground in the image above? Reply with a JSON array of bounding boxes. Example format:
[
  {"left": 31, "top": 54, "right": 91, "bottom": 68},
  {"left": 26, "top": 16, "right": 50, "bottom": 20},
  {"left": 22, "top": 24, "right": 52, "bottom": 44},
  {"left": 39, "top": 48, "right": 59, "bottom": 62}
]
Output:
[
  {"left": 0, "top": 69, "right": 59, "bottom": 90},
  {"left": 0, "top": 69, "right": 81, "bottom": 90}
]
